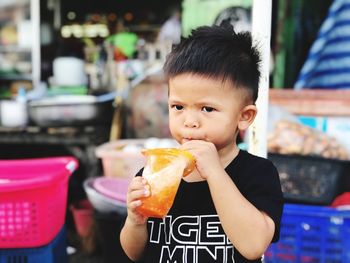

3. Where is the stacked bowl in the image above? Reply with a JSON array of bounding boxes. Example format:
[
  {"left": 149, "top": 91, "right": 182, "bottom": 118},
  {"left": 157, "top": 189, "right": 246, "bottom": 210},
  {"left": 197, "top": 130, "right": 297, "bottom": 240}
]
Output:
[{"left": 84, "top": 177, "right": 129, "bottom": 215}]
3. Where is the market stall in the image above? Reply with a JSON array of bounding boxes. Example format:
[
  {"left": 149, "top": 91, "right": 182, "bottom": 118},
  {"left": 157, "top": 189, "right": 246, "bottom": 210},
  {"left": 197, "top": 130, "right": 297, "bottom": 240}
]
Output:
[{"left": 1, "top": 0, "right": 350, "bottom": 262}]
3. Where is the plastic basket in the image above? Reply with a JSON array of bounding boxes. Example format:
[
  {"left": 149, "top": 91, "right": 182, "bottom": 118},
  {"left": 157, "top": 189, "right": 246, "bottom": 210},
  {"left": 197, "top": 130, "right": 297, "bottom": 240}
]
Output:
[
  {"left": 265, "top": 204, "right": 350, "bottom": 263},
  {"left": 70, "top": 199, "right": 93, "bottom": 238},
  {"left": 0, "top": 225, "right": 67, "bottom": 263},
  {"left": 0, "top": 157, "right": 78, "bottom": 248},
  {"left": 93, "top": 177, "right": 130, "bottom": 203},
  {"left": 268, "top": 153, "right": 350, "bottom": 205},
  {"left": 95, "top": 139, "right": 146, "bottom": 179}
]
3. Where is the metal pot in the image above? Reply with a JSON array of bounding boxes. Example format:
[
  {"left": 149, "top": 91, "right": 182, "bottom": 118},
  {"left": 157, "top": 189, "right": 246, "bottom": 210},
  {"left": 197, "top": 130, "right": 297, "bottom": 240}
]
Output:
[{"left": 28, "top": 95, "right": 114, "bottom": 127}]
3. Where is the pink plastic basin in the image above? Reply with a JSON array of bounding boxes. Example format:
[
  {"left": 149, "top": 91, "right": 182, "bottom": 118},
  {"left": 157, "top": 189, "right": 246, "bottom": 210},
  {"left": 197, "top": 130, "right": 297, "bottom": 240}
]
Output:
[
  {"left": 0, "top": 156, "right": 78, "bottom": 248},
  {"left": 92, "top": 177, "right": 130, "bottom": 203}
]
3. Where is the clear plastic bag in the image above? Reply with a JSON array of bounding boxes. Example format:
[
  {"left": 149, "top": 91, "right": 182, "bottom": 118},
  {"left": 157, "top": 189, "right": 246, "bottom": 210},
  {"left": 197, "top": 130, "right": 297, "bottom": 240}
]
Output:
[
  {"left": 136, "top": 148, "right": 195, "bottom": 218},
  {"left": 268, "top": 120, "right": 349, "bottom": 160}
]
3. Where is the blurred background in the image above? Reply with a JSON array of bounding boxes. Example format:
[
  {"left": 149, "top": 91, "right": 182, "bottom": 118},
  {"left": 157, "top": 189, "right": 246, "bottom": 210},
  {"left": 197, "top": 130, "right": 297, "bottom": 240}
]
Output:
[{"left": 0, "top": 0, "right": 350, "bottom": 263}]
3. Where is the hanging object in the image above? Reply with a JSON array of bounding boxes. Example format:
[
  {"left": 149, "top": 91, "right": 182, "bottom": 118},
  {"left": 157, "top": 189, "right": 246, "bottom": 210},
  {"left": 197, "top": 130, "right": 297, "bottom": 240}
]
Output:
[{"left": 295, "top": 0, "right": 350, "bottom": 89}]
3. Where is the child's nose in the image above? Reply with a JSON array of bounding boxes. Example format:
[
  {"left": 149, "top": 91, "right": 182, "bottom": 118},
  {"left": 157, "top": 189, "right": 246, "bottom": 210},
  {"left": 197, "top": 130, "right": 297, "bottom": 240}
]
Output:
[{"left": 184, "top": 114, "right": 199, "bottom": 128}]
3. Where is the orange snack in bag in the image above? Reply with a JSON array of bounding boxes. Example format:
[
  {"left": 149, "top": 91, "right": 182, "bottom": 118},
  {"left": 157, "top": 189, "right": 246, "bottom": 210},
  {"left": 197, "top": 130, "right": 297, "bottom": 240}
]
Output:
[{"left": 136, "top": 148, "right": 195, "bottom": 218}]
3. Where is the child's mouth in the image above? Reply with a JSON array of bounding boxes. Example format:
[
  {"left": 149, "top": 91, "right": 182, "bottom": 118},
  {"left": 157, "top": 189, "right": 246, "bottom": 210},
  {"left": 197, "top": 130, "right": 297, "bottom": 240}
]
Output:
[
  {"left": 182, "top": 138, "right": 192, "bottom": 143},
  {"left": 182, "top": 137, "right": 203, "bottom": 143}
]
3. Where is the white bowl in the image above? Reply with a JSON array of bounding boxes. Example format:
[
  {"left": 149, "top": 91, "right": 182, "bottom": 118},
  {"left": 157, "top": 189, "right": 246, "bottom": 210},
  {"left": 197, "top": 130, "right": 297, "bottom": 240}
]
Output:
[{"left": 83, "top": 178, "right": 127, "bottom": 215}]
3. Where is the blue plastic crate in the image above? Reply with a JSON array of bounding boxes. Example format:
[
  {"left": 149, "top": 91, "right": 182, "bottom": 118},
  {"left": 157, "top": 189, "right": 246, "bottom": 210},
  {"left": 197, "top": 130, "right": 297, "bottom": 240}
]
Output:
[
  {"left": 265, "top": 204, "right": 350, "bottom": 263},
  {"left": 0, "top": 226, "right": 67, "bottom": 263}
]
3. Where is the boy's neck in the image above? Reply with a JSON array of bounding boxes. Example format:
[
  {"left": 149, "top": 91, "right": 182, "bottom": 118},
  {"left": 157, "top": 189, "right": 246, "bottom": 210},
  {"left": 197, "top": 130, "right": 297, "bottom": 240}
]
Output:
[{"left": 218, "top": 143, "right": 240, "bottom": 168}]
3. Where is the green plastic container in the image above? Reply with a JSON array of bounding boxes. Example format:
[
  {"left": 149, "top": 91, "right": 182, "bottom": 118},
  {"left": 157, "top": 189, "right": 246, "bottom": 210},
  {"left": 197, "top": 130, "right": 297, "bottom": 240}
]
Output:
[{"left": 182, "top": 0, "right": 252, "bottom": 36}]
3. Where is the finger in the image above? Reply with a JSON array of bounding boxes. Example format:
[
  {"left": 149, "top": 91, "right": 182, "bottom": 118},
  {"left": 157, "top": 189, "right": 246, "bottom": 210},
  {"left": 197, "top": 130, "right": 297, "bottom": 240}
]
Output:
[
  {"left": 128, "top": 199, "right": 142, "bottom": 210},
  {"left": 128, "top": 177, "right": 148, "bottom": 191},
  {"left": 179, "top": 143, "right": 196, "bottom": 152},
  {"left": 128, "top": 187, "right": 150, "bottom": 203},
  {"left": 182, "top": 139, "right": 207, "bottom": 145},
  {"left": 180, "top": 140, "right": 206, "bottom": 151},
  {"left": 127, "top": 183, "right": 151, "bottom": 202},
  {"left": 181, "top": 141, "right": 216, "bottom": 154}
]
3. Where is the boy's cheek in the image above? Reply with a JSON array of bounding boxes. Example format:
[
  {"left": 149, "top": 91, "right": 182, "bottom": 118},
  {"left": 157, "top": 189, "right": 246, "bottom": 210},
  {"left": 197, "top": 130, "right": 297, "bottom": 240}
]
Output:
[
  {"left": 168, "top": 117, "right": 178, "bottom": 131},
  {"left": 168, "top": 128, "right": 182, "bottom": 144}
]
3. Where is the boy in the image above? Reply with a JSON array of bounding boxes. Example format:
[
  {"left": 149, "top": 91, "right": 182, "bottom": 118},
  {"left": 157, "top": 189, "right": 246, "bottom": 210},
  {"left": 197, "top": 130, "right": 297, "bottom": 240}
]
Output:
[{"left": 120, "top": 24, "right": 283, "bottom": 263}]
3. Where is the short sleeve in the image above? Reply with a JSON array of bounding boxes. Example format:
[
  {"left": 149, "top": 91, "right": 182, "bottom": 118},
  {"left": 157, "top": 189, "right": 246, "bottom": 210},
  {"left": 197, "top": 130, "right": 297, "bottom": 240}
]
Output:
[{"left": 240, "top": 160, "right": 284, "bottom": 242}]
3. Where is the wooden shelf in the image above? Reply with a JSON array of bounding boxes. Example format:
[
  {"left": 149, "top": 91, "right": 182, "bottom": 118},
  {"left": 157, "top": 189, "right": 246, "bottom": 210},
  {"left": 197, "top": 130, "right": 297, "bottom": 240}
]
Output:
[
  {"left": 269, "top": 89, "right": 350, "bottom": 116},
  {"left": 0, "top": 46, "right": 31, "bottom": 52}
]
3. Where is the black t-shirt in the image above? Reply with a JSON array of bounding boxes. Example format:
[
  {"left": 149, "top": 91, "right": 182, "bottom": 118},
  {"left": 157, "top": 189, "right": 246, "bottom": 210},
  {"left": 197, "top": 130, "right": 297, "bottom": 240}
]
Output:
[{"left": 136, "top": 150, "right": 284, "bottom": 263}]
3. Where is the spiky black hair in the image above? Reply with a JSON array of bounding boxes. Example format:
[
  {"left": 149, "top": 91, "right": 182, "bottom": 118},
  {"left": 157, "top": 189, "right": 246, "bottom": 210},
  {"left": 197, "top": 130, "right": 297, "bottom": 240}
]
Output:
[{"left": 163, "top": 23, "right": 261, "bottom": 102}]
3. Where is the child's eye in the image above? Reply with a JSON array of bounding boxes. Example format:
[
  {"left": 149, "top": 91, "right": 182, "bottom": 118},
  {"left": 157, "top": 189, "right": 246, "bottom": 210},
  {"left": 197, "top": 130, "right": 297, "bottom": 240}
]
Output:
[
  {"left": 202, "top": 106, "right": 215, "bottom": 112},
  {"left": 172, "top": 105, "right": 183, "bottom": 111}
]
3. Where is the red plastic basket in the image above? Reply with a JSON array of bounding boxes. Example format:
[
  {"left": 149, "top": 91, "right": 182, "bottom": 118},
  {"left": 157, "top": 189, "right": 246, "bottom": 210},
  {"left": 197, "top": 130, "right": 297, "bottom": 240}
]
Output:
[
  {"left": 70, "top": 199, "right": 93, "bottom": 238},
  {"left": 0, "top": 156, "right": 78, "bottom": 248}
]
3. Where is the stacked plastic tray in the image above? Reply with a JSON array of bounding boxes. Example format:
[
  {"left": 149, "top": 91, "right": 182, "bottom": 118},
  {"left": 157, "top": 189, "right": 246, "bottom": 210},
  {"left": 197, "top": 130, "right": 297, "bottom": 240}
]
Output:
[
  {"left": 265, "top": 204, "right": 350, "bottom": 263},
  {"left": 0, "top": 157, "right": 78, "bottom": 262}
]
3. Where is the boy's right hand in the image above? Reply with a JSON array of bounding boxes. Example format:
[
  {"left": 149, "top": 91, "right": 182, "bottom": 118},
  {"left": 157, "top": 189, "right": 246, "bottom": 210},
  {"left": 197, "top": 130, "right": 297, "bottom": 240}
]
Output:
[{"left": 126, "top": 176, "right": 150, "bottom": 226}]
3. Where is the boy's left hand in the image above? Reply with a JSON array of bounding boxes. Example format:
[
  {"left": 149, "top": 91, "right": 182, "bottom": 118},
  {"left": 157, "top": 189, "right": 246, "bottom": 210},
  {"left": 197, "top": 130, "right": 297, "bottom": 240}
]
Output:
[{"left": 180, "top": 140, "right": 222, "bottom": 180}]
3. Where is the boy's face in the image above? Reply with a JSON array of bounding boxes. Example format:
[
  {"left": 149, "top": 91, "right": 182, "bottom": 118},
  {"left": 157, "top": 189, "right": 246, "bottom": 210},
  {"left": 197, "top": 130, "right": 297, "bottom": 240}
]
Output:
[{"left": 168, "top": 73, "right": 255, "bottom": 152}]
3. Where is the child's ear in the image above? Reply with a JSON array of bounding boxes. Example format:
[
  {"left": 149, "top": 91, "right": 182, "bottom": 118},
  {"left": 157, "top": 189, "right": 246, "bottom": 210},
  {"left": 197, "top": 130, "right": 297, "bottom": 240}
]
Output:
[{"left": 238, "top": 105, "right": 257, "bottom": 130}]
